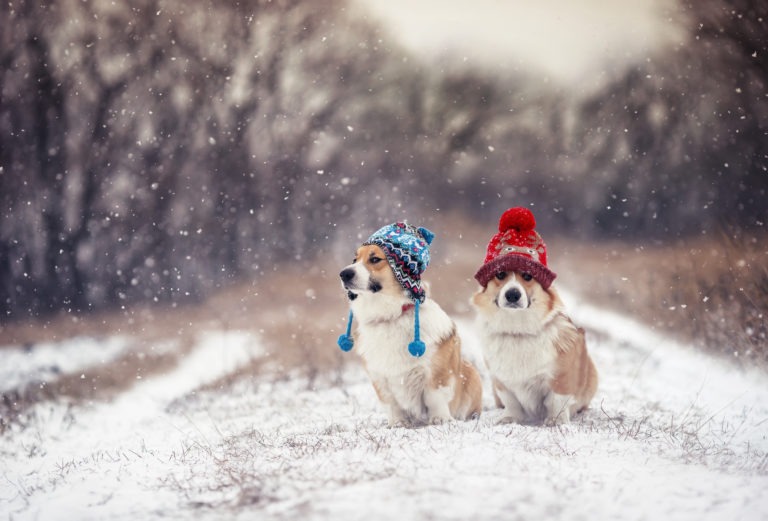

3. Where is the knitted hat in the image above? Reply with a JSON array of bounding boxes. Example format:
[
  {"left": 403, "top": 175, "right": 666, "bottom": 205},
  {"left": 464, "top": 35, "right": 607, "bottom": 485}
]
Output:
[
  {"left": 338, "top": 222, "right": 435, "bottom": 357},
  {"left": 474, "top": 207, "right": 556, "bottom": 289},
  {"left": 364, "top": 222, "right": 435, "bottom": 303}
]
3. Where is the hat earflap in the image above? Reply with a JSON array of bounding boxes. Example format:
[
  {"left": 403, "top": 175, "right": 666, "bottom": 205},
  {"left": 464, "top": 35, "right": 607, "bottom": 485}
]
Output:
[
  {"left": 337, "top": 310, "right": 354, "bottom": 352},
  {"left": 407, "top": 299, "right": 426, "bottom": 357}
]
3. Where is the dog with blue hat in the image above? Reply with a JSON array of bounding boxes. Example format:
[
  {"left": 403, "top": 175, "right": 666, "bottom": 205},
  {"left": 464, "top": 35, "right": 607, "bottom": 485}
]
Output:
[{"left": 339, "top": 222, "right": 482, "bottom": 427}]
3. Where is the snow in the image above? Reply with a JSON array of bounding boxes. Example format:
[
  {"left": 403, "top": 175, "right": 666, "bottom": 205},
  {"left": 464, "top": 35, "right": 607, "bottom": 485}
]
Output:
[
  {"left": 0, "top": 336, "right": 131, "bottom": 393},
  {"left": 1, "top": 298, "right": 767, "bottom": 520}
]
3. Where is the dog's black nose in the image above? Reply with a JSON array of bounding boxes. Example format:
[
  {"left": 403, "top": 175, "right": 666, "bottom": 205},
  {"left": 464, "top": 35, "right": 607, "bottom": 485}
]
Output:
[
  {"left": 505, "top": 287, "right": 522, "bottom": 303},
  {"left": 339, "top": 268, "right": 355, "bottom": 284}
]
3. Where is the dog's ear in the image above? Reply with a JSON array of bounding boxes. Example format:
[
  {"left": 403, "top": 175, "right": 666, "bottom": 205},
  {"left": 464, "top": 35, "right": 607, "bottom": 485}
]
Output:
[{"left": 470, "top": 285, "right": 487, "bottom": 307}]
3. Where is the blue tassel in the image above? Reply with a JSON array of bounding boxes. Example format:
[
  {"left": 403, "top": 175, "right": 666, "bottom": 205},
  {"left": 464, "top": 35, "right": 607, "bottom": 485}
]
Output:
[
  {"left": 407, "top": 299, "right": 426, "bottom": 357},
  {"left": 418, "top": 227, "right": 435, "bottom": 245},
  {"left": 338, "top": 310, "right": 354, "bottom": 352}
]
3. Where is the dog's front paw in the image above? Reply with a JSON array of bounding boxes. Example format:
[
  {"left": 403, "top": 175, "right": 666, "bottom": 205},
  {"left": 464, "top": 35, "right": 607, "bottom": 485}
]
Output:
[
  {"left": 544, "top": 394, "right": 573, "bottom": 426},
  {"left": 495, "top": 413, "right": 525, "bottom": 425},
  {"left": 428, "top": 415, "right": 452, "bottom": 426},
  {"left": 387, "top": 418, "right": 412, "bottom": 429}
]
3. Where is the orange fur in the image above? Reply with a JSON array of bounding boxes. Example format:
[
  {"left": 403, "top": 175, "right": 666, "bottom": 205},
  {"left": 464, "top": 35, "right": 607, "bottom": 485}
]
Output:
[
  {"left": 429, "top": 329, "right": 483, "bottom": 420},
  {"left": 552, "top": 324, "right": 598, "bottom": 414}
]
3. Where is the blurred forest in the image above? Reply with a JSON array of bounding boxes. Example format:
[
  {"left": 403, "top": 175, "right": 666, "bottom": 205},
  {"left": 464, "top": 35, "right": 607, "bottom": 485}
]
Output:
[{"left": 1, "top": 0, "right": 766, "bottom": 321}]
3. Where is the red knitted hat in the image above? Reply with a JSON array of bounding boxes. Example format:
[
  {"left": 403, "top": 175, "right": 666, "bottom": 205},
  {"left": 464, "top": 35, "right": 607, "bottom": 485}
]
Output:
[{"left": 474, "top": 207, "right": 556, "bottom": 289}]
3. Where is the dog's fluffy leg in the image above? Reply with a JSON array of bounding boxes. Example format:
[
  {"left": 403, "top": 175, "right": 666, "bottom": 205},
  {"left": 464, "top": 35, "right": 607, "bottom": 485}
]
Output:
[
  {"left": 544, "top": 392, "right": 573, "bottom": 425},
  {"left": 372, "top": 378, "right": 411, "bottom": 428},
  {"left": 387, "top": 403, "right": 411, "bottom": 428},
  {"left": 495, "top": 386, "right": 527, "bottom": 424},
  {"left": 423, "top": 384, "right": 454, "bottom": 425}
]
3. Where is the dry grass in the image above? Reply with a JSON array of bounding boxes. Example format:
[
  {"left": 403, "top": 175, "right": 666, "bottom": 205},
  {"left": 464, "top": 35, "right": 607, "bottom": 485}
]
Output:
[{"left": 553, "top": 229, "right": 768, "bottom": 369}]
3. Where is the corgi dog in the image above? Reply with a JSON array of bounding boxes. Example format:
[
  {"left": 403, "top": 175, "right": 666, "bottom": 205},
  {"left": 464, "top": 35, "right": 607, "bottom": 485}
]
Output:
[
  {"left": 471, "top": 207, "right": 597, "bottom": 425},
  {"left": 338, "top": 223, "right": 482, "bottom": 427},
  {"left": 472, "top": 273, "right": 597, "bottom": 424}
]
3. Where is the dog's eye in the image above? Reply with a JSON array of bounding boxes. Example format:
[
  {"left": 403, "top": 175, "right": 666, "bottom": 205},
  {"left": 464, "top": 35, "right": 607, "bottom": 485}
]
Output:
[
  {"left": 521, "top": 273, "right": 533, "bottom": 282},
  {"left": 495, "top": 272, "right": 507, "bottom": 280},
  {"left": 369, "top": 256, "right": 382, "bottom": 264}
]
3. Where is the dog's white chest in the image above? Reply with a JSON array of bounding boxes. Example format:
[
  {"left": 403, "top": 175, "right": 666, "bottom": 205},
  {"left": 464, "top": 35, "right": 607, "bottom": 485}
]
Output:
[
  {"left": 481, "top": 329, "right": 558, "bottom": 419},
  {"left": 356, "top": 319, "right": 430, "bottom": 417},
  {"left": 353, "top": 299, "right": 454, "bottom": 421},
  {"left": 481, "top": 329, "right": 558, "bottom": 384},
  {"left": 354, "top": 299, "right": 451, "bottom": 376},
  {"left": 359, "top": 322, "right": 420, "bottom": 373}
]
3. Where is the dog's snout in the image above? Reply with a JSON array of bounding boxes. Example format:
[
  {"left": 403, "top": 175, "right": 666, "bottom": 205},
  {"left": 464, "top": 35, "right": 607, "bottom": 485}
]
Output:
[
  {"left": 339, "top": 268, "right": 356, "bottom": 284},
  {"left": 505, "top": 287, "right": 522, "bottom": 303}
]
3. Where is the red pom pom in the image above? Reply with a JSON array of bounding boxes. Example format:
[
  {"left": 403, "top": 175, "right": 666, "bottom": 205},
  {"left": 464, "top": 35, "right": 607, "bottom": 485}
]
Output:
[{"left": 498, "top": 207, "right": 536, "bottom": 233}]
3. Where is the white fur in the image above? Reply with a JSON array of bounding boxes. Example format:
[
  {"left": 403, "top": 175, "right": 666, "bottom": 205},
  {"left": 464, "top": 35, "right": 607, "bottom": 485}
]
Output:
[
  {"left": 342, "top": 258, "right": 457, "bottom": 427},
  {"left": 474, "top": 277, "right": 573, "bottom": 424},
  {"left": 485, "top": 277, "right": 560, "bottom": 336},
  {"left": 352, "top": 293, "right": 455, "bottom": 426},
  {"left": 481, "top": 325, "right": 560, "bottom": 423}
]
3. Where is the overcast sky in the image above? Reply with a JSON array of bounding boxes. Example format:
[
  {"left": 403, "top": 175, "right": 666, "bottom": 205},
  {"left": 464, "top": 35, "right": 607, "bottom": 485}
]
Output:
[{"left": 352, "top": 0, "right": 683, "bottom": 87}]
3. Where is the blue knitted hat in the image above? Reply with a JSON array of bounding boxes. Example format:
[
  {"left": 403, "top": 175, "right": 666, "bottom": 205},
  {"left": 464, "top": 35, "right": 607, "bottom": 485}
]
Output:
[
  {"left": 338, "top": 222, "right": 435, "bottom": 357},
  {"left": 364, "top": 222, "right": 435, "bottom": 303}
]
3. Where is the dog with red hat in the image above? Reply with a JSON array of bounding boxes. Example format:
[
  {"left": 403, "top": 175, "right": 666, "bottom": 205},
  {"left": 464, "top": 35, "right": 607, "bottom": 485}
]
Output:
[{"left": 471, "top": 207, "right": 598, "bottom": 425}]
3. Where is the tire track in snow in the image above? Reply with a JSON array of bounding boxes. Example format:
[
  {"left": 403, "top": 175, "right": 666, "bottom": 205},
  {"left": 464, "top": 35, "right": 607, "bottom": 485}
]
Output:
[
  {"left": 0, "top": 336, "right": 132, "bottom": 394},
  {"left": 561, "top": 288, "right": 768, "bottom": 426},
  {"left": 1, "top": 330, "right": 264, "bottom": 519}
]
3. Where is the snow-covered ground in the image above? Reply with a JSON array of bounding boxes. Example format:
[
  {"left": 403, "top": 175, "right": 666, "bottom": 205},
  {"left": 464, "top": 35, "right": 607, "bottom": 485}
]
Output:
[
  {"left": 0, "top": 336, "right": 131, "bottom": 394},
  {"left": 1, "top": 293, "right": 767, "bottom": 520}
]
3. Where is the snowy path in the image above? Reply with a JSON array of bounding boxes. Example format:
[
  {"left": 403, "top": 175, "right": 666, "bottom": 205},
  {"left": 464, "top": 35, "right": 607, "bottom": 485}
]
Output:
[
  {"left": 0, "top": 336, "right": 132, "bottom": 394},
  {"left": 1, "top": 295, "right": 767, "bottom": 520}
]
